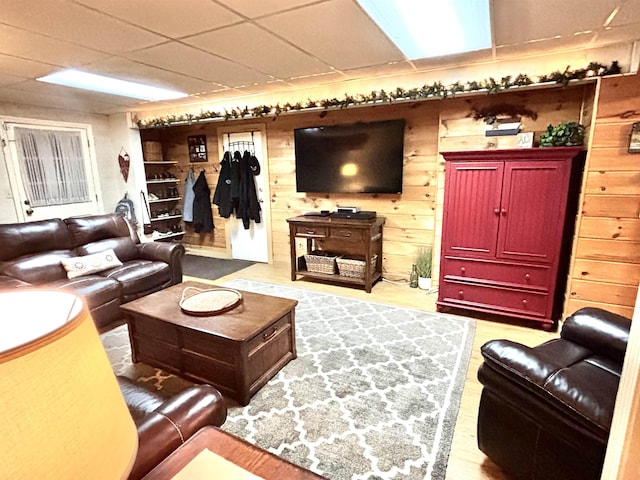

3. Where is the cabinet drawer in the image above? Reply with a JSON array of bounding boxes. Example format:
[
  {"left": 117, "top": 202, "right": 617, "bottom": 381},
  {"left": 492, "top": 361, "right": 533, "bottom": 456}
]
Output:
[
  {"left": 439, "top": 280, "right": 549, "bottom": 318},
  {"left": 130, "top": 315, "right": 179, "bottom": 346},
  {"left": 246, "top": 313, "right": 294, "bottom": 385},
  {"left": 442, "top": 257, "right": 550, "bottom": 290},
  {"left": 293, "top": 225, "right": 327, "bottom": 238},
  {"left": 329, "top": 227, "right": 366, "bottom": 242}
]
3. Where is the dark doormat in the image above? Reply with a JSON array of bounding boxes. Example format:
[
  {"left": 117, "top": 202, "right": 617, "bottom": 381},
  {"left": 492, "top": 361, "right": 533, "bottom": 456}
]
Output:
[{"left": 182, "top": 254, "right": 255, "bottom": 280}]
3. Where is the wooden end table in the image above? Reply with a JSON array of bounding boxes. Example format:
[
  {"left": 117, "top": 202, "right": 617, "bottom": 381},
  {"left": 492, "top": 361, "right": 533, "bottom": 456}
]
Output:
[
  {"left": 120, "top": 281, "right": 297, "bottom": 405},
  {"left": 142, "top": 426, "right": 326, "bottom": 479}
]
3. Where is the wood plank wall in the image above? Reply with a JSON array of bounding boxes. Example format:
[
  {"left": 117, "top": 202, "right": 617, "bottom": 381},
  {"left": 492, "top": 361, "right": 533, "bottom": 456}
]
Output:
[
  {"left": 139, "top": 77, "right": 640, "bottom": 318},
  {"left": 565, "top": 74, "right": 640, "bottom": 318}
]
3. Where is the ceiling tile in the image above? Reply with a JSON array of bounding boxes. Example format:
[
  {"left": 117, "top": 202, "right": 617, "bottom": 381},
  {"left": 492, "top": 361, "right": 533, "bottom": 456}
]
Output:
[
  {"left": 0, "top": 24, "right": 109, "bottom": 68},
  {"left": 0, "top": 86, "right": 130, "bottom": 113},
  {"left": 72, "top": 0, "right": 243, "bottom": 38},
  {"left": 492, "top": 0, "right": 621, "bottom": 46},
  {"left": 216, "top": 0, "right": 319, "bottom": 19},
  {"left": 183, "top": 23, "right": 332, "bottom": 80},
  {"left": 257, "top": 0, "right": 404, "bottom": 71},
  {"left": 125, "top": 42, "right": 272, "bottom": 86},
  {"left": 84, "top": 57, "right": 218, "bottom": 95},
  {"left": 0, "top": 54, "right": 56, "bottom": 78},
  {"left": 0, "top": 0, "right": 165, "bottom": 54}
]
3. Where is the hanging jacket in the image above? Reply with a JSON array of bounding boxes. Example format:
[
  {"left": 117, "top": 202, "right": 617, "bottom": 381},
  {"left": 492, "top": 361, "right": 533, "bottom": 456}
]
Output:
[
  {"left": 213, "top": 152, "right": 233, "bottom": 218},
  {"left": 182, "top": 168, "right": 196, "bottom": 222},
  {"left": 192, "top": 170, "right": 214, "bottom": 233},
  {"left": 236, "top": 150, "right": 262, "bottom": 229}
]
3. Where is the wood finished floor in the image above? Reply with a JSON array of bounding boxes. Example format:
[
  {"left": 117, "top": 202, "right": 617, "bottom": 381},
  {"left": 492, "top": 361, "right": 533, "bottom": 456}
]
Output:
[{"left": 187, "top": 260, "right": 557, "bottom": 480}]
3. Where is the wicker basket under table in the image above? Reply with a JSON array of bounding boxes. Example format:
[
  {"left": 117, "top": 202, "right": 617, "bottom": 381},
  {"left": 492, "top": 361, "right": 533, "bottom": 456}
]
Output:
[
  {"left": 304, "top": 250, "right": 339, "bottom": 274},
  {"left": 337, "top": 255, "right": 377, "bottom": 279}
]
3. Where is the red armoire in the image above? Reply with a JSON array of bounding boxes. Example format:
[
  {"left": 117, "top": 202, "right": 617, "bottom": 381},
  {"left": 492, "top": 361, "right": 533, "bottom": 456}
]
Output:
[{"left": 437, "top": 147, "right": 584, "bottom": 328}]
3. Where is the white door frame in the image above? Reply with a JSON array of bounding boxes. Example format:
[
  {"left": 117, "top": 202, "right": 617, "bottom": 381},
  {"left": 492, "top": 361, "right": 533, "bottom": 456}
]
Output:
[
  {"left": 1, "top": 115, "right": 103, "bottom": 222},
  {"left": 216, "top": 123, "right": 272, "bottom": 263}
]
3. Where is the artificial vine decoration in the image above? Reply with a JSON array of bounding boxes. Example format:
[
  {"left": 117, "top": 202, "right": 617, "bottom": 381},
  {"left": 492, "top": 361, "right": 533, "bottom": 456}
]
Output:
[
  {"left": 135, "top": 61, "right": 621, "bottom": 129},
  {"left": 471, "top": 103, "right": 539, "bottom": 125}
]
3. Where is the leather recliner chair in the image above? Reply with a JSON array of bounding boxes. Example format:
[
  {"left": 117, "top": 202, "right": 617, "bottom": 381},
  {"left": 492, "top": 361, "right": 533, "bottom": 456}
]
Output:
[
  {"left": 477, "top": 307, "right": 630, "bottom": 480},
  {"left": 117, "top": 376, "right": 227, "bottom": 480}
]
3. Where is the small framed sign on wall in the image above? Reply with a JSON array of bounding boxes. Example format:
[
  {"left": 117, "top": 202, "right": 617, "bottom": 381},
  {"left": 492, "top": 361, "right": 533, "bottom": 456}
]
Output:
[
  {"left": 629, "top": 122, "right": 640, "bottom": 153},
  {"left": 188, "top": 135, "right": 208, "bottom": 162}
]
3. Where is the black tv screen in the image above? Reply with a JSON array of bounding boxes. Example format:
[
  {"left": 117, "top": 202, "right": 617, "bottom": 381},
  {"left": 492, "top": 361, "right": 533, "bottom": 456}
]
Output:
[{"left": 294, "top": 119, "right": 405, "bottom": 194}]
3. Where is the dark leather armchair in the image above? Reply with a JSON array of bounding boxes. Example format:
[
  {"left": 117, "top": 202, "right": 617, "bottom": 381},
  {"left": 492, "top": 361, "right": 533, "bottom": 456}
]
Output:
[
  {"left": 477, "top": 307, "right": 630, "bottom": 480},
  {"left": 117, "top": 376, "right": 227, "bottom": 480}
]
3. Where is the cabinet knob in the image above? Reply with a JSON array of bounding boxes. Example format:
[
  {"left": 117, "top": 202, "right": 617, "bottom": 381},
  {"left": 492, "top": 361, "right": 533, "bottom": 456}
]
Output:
[
  {"left": 522, "top": 299, "right": 528, "bottom": 307},
  {"left": 494, "top": 208, "right": 500, "bottom": 215},
  {"left": 458, "top": 290, "right": 464, "bottom": 299},
  {"left": 460, "top": 267, "right": 466, "bottom": 274},
  {"left": 501, "top": 208, "right": 507, "bottom": 215},
  {"left": 524, "top": 273, "right": 531, "bottom": 281}
]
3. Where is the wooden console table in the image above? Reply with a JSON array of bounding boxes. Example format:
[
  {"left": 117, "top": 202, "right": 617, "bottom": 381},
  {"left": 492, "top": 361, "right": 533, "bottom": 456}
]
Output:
[
  {"left": 142, "top": 426, "right": 326, "bottom": 479},
  {"left": 287, "top": 215, "right": 385, "bottom": 293}
]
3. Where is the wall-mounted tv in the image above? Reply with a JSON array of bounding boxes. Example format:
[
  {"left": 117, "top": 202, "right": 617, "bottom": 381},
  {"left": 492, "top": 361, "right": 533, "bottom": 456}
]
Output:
[{"left": 294, "top": 119, "right": 405, "bottom": 194}]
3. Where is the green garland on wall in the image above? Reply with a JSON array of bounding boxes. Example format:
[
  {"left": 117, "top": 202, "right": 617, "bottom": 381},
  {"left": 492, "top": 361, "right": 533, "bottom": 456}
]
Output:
[{"left": 135, "top": 61, "right": 621, "bottom": 129}]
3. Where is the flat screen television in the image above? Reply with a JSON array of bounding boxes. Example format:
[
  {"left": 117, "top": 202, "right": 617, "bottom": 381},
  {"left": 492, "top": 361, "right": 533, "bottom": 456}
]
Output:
[{"left": 294, "top": 119, "right": 405, "bottom": 194}]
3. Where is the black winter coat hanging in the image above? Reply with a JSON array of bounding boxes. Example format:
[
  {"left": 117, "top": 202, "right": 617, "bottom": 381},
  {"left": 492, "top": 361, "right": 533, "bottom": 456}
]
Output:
[
  {"left": 236, "top": 151, "right": 261, "bottom": 229},
  {"left": 213, "top": 151, "right": 233, "bottom": 218},
  {"left": 192, "top": 170, "right": 214, "bottom": 233}
]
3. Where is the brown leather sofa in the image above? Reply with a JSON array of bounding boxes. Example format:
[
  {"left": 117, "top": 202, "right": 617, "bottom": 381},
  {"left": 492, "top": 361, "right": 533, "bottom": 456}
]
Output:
[
  {"left": 118, "top": 376, "right": 227, "bottom": 479},
  {"left": 0, "top": 213, "right": 184, "bottom": 330},
  {"left": 477, "top": 307, "right": 630, "bottom": 480}
]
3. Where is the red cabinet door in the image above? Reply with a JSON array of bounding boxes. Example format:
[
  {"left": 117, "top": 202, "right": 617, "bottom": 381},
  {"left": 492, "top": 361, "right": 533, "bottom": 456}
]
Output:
[
  {"left": 496, "top": 161, "right": 570, "bottom": 264},
  {"left": 442, "top": 162, "right": 503, "bottom": 258}
]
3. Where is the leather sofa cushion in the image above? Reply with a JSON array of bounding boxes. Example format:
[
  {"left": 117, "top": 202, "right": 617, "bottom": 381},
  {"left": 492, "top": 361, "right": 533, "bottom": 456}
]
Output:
[
  {"left": 0, "top": 275, "right": 31, "bottom": 288},
  {"left": 102, "top": 260, "right": 172, "bottom": 297},
  {"left": 44, "top": 275, "right": 121, "bottom": 310},
  {"left": 481, "top": 338, "right": 620, "bottom": 437},
  {"left": 2, "top": 250, "right": 75, "bottom": 284},
  {"left": 65, "top": 214, "right": 136, "bottom": 247},
  {"left": 76, "top": 237, "right": 139, "bottom": 263},
  {"left": 0, "top": 218, "right": 72, "bottom": 261}
]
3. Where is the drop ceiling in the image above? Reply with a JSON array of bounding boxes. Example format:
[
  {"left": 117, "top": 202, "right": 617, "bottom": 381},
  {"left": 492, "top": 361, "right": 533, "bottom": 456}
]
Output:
[{"left": 0, "top": 0, "right": 638, "bottom": 116}]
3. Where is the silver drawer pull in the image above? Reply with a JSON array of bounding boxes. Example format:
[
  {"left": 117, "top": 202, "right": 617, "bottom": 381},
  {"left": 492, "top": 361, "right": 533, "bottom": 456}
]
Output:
[
  {"left": 304, "top": 229, "right": 315, "bottom": 234},
  {"left": 339, "top": 231, "right": 351, "bottom": 237}
]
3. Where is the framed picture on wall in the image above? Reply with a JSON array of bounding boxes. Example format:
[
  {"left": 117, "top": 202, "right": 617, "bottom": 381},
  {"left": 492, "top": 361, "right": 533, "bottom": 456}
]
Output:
[
  {"left": 629, "top": 122, "right": 640, "bottom": 153},
  {"left": 188, "top": 135, "right": 208, "bottom": 162}
]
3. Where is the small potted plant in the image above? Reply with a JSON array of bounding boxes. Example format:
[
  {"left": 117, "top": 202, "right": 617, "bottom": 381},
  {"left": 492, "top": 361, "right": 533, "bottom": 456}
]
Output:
[
  {"left": 539, "top": 121, "right": 585, "bottom": 147},
  {"left": 415, "top": 246, "right": 433, "bottom": 290}
]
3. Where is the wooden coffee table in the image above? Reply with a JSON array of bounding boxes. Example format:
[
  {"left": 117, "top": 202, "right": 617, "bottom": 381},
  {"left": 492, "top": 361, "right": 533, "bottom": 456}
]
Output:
[{"left": 120, "top": 281, "right": 297, "bottom": 405}]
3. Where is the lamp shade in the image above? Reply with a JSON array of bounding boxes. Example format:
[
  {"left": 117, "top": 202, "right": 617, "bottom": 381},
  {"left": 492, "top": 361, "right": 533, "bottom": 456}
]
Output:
[{"left": 0, "top": 289, "right": 138, "bottom": 479}]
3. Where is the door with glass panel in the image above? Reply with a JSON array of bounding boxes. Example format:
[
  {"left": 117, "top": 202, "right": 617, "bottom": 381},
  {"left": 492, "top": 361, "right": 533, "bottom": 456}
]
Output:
[{"left": 4, "top": 122, "right": 100, "bottom": 221}]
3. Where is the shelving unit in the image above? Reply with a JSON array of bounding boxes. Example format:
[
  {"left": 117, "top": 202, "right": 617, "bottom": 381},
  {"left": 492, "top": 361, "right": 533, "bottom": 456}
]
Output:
[
  {"left": 286, "top": 215, "right": 385, "bottom": 293},
  {"left": 141, "top": 143, "right": 184, "bottom": 242}
]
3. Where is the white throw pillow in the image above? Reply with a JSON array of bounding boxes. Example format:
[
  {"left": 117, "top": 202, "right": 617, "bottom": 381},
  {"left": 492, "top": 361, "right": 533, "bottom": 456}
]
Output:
[{"left": 61, "top": 249, "right": 122, "bottom": 279}]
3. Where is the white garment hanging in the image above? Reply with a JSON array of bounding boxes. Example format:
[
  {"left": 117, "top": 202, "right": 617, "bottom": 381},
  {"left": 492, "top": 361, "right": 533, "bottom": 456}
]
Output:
[{"left": 182, "top": 168, "right": 196, "bottom": 222}]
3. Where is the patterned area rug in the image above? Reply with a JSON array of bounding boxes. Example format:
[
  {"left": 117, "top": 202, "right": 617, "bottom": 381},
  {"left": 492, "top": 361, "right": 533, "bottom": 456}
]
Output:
[{"left": 102, "top": 279, "right": 476, "bottom": 480}]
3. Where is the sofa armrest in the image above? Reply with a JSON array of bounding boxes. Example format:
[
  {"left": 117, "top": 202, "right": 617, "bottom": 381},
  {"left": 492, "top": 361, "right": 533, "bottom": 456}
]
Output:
[
  {"left": 136, "top": 241, "right": 185, "bottom": 284},
  {"left": 561, "top": 307, "right": 631, "bottom": 364},
  {"left": 128, "top": 384, "right": 226, "bottom": 480}
]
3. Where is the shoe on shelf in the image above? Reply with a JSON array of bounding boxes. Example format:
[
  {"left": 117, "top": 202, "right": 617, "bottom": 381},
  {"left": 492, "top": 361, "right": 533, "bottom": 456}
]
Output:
[{"left": 148, "top": 192, "right": 160, "bottom": 201}]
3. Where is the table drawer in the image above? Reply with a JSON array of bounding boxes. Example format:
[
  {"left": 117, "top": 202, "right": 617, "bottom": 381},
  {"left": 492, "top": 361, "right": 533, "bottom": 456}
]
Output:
[
  {"left": 442, "top": 257, "right": 550, "bottom": 290},
  {"left": 328, "top": 227, "right": 366, "bottom": 242},
  {"left": 439, "top": 280, "right": 549, "bottom": 318},
  {"left": 130, "top": 315, "right": 178, "bottom": 345},
  {"left": 293, "top": 225, "right": 327, "bottom": 238},
  {"left": 246, "top": 313, "right": 294, "bottom": 385}
]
